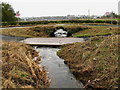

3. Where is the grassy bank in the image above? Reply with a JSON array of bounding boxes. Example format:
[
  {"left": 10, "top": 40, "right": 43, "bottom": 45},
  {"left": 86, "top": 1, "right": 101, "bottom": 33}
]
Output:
[
  {"left": 1, "top": 24, "right": 118, "bottom": 38},
  {"left": 1, "top": 26, "right": 49, "bottom": 38},
  {"left": 1, "top": 24, "right": 89, "bottom": 38},
  {"left": 1, "top": 41, "right": 50, "bottom": 88},
  {"left": 57, "top": 35, "right": 119, "bottom": 88},
  {"left": 73, "top": 26, "right": 118, "bottom": 38}
]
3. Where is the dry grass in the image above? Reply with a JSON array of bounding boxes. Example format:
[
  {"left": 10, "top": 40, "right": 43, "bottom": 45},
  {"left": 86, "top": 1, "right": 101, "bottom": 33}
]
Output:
[
  {"left": 1, "top": 24, "right": 118, "bottom": 38},
  {"left": 1, "top": 27, "right": 49, "bottom": 38},
  {"left": 1, "top": 41, "right": 50, "bottom": 88},
  {"left": 1, "top": 25, "right": 56, "bottom": 37},
  {"left": 1, "top": 24, "right": 89, "bottom": 38},
  {"left": 58, "top": 35, "right": 119, "bottom": 88}
]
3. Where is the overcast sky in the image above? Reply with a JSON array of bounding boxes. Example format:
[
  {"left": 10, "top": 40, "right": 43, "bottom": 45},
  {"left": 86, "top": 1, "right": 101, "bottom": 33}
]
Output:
[{"left": 2, "top": 0, "right": 119, "bottom": 17}]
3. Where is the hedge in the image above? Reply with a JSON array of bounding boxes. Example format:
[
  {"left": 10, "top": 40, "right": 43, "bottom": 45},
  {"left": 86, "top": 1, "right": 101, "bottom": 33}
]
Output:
[{"left": 2, "top": 19, "right": 118, "bottom": 26}]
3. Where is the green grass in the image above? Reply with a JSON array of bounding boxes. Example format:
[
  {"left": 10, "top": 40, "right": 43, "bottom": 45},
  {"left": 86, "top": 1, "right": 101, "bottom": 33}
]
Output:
[
  {"left": 73, "top": 33, "right": 112, "bottom": 38},
  {"left": 73, "top": 34, "right": 92, "bottom": 37},
  {"left": 73, "top": 26, "right": 118, "bottom": 37}
]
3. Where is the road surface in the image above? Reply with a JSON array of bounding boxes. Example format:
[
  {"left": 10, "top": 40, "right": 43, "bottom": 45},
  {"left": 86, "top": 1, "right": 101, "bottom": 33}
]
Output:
[{"left": 21, "top": 38, "right": 85, "bottom": 46}]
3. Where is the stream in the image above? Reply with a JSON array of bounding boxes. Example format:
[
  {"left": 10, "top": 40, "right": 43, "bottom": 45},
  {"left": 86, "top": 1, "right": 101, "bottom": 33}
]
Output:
[{"left": 36, "top": 47, "right": 83, "bottom": 88}]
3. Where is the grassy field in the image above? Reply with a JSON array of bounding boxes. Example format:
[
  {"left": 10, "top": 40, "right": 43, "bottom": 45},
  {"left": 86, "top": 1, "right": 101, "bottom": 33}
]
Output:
[
  {"left": 1, "top": 24, "right": 118, "bottom": 38},
  {"left": 1, "top": 27, "right": 49, "bottom": 38},
  {"left": 1, "top": 24, "right": 89, "bottom": 37},
  {"left": 1, "top": 41, "right": 50, "bottom": 88},
  {"left": 57, "top": 35, "right": 119, "bottom": 88}
]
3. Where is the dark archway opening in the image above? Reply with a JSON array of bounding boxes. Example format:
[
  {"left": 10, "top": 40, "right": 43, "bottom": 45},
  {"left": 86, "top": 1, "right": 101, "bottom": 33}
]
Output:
[{"left": 50, "top": 32, "right": 55, "bottom": 37}]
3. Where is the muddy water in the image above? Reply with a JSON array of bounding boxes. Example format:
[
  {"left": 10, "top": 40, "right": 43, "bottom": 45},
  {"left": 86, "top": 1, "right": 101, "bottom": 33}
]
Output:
[{"left": 36, "top": 47, "right": 83, "bottom": 88}]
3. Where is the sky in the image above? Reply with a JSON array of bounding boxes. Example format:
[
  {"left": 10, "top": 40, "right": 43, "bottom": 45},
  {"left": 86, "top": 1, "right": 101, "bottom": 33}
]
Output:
[{"left": 1, "top": 0, "right": 119, "bottom": 17}]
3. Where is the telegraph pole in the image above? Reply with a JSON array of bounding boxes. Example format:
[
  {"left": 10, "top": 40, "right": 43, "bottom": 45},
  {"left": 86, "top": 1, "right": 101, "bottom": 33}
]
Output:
[
  {"left": 88, "top": 9, "right": 90, "bottom": 19},
  {"left": 111, "top": 11, "right": 113, "bottom": 24}
]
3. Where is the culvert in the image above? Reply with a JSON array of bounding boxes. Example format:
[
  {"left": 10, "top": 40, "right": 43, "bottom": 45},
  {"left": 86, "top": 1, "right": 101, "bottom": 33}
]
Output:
[{"left": 49, "top": 27, "right": 72, "bottom": 37}]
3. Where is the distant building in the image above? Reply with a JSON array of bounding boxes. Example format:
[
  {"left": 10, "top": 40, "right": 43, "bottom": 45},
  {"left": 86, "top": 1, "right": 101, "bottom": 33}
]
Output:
[
  {"left": 104, "top": 12, "right": 112, "bottom": 16},
  {"left": 20, "top": 15, "right": 102, "bottom": 21}
]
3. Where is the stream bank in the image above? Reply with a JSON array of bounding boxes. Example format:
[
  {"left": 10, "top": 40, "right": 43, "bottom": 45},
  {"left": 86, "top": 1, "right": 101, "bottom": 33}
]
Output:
[
  {"left": 1, "top": 41, "right": 50, "bottom": 88},
  {"left": 57, "top": 35, "right": 119, "bottom": 88}
]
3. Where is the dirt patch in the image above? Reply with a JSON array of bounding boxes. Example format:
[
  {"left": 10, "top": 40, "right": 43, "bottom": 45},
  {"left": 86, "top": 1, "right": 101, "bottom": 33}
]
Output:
[
  {"left": 57, "top": 35, "right": 119, "bottom": 88},
  {"left": 1, "top": 41, "right": 50, "bottom": 88}
]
